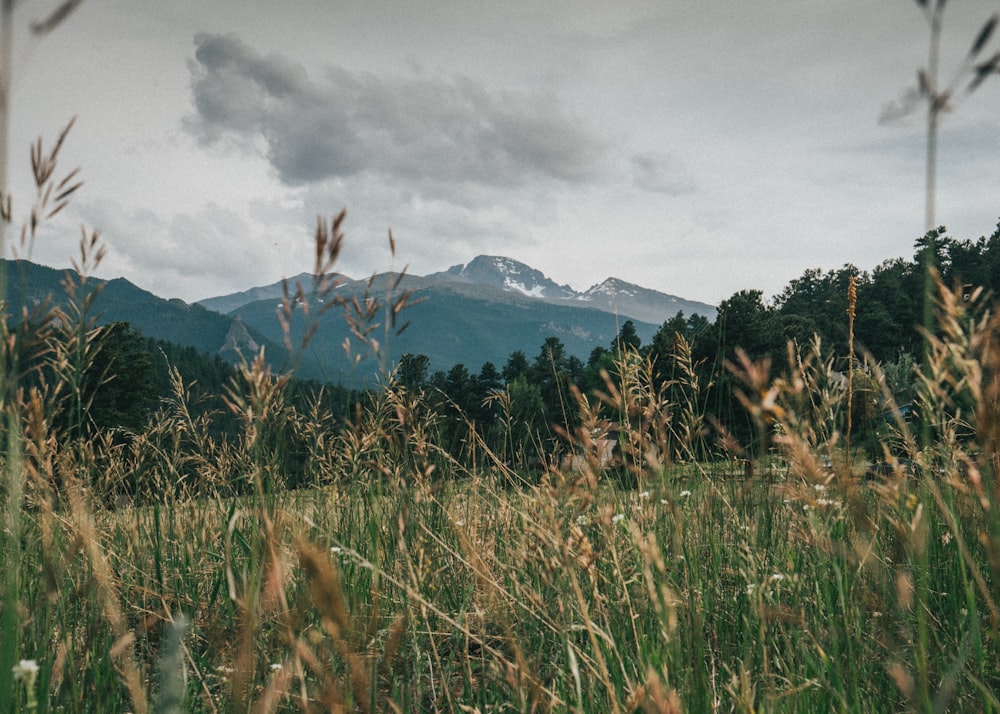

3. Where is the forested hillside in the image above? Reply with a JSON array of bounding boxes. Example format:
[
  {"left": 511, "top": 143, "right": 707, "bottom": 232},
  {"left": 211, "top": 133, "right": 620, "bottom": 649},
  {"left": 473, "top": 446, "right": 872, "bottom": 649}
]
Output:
[
  {"left": 37, "top": 221, "right": 998, "bottom": 463},
  {"left": 393, "top": 222, "right": 1000, "bottom": 460}
]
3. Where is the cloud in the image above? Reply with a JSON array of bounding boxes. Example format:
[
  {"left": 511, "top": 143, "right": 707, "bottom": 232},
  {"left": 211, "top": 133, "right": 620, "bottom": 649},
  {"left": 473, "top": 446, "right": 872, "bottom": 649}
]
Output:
[{"left": 185, "top": 33, "right": 607, "bottom": 192}]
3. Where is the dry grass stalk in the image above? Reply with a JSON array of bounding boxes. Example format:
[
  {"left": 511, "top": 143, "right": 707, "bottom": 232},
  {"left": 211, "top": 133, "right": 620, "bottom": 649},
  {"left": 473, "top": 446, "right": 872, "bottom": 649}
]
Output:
[
  {"left": 67, "top": 481, "right": 149, "bottom": 714},
  {"left": 846, "top": 274, "right": 857, "bottom": 471}
]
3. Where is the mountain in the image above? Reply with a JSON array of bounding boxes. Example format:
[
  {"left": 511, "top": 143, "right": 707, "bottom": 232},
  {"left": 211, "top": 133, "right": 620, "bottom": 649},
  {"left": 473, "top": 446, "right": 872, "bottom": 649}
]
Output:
[
  {"left": 228, "top": 275, "right": 662, "bottom": 384},
  {"left": 430, "top": 255, "right": 715, "bottom": 323},
  {"left": 0, "top": 259, "right": 281, "bottom": 363},
  {"left": 433, "top": 255, "right": 576, "bottom": 299},
  {"left": 0, "top": 254, "right": 715, "bottom": 388},
  {"left": 197, "top": 254, "right": 718, "bottom": 383},
  {"left": 196, "top": 271, "right": 352, "bottom": 315},
  {"left": 571, "top": 277, "right": 711, "bottom": 325},
  {"left": 197, "top": 255, "right": 716, "bottom": 326}
]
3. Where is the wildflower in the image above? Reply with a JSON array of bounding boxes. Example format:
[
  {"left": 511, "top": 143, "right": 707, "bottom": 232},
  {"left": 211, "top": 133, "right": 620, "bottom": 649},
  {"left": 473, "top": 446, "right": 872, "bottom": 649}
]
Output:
[
  {"left": 611, "top": 513, "right": 625, "bottom": 525},
  {"left": 11, "top": 660, "right": 38, "bottom": 681},
  {"left": 12, "top": 660, "right": 38, "bottom": 711},
  {"left": 679, "top": 490, "right": 692, "bottom": 498},
  {"left": 660, "top": 499, "right": 669, "bottom": 505},
  {"left": 747, "top": 583, "right": 756, "bottom": 595},
  {"left": 814, "top": 483, "right": 826, "bottom": 492},
  {"left": 330, "top": 546, "right": 343, "bottom": 554},
  {"left": 576, "top": 515, "right": 588, "bottom": 525},
  {"left": 941, "top": 532, "right": 953, "bottom": 545},
  {"left": 639, "top": 490, "right": 650, "bottom": 499},
  {"left": 270, "top": 663, "right": 283, "bottom": 671},
  {"left": 771, "top": 573, "right": 784, "bottom": 582},
  {"left": 454, "top": 520, "right": 464, "bottom": 527}
]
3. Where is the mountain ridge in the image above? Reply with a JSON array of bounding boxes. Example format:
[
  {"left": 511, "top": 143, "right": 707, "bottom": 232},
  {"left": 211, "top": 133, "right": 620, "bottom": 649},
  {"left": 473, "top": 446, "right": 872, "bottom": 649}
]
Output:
[
  {"left": 0, "top": 258, "right": 284, "bottom": 363},
  {"left": 227, "top": 277, "right": 666, "bottom": 383},
  {"left": 198, "top": 254, "right": 716, "bottom": 326},
  {"left": 0, "top": 255, "right": 716, "bottom": 387}
]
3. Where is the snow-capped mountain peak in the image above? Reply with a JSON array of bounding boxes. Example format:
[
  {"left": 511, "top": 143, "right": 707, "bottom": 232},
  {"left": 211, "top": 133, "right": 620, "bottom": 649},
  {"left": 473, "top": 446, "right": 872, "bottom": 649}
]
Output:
[
  {"left": 581, "top": 277, "right": 638, "bottom": 300},
  {"left": 440, "top": 255, "right": 576, "bottom": 299},
  {"left": 430, "top": 256, "right": 715, "bottom": 324}
]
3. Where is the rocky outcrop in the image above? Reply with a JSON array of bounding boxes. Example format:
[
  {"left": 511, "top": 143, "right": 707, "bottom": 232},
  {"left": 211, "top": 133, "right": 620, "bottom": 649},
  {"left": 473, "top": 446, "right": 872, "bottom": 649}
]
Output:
[{"left": 219, "top": 316, "right": 259, "bottom": 356}]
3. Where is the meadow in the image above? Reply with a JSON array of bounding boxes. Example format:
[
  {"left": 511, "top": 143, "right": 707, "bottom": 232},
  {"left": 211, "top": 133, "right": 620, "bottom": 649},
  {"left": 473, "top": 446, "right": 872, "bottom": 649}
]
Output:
[
  {"left": 1, "top": 207, "right": 998, "bottom": 712},
  {"left": 3, "top": 3, "right": 1000, "bottom": 704}
]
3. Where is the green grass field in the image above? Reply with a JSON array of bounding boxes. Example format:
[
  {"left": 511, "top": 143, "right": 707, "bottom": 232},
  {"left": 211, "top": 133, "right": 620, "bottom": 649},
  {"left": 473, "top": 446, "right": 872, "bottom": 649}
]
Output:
[{"left": 3, "top": 295, "right": 1000, "bottom": 712}]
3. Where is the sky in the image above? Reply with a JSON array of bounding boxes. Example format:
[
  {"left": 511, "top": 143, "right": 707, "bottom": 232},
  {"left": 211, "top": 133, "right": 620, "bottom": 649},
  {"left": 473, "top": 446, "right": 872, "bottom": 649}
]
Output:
[{"left": 3, "top": 0, "right": 999, "bottom": 307}]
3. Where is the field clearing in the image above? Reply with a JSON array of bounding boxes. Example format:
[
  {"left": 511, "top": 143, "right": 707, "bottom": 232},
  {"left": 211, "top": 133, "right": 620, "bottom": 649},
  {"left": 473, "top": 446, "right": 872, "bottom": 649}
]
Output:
[
  {"left": 3, "top": 266, "right": 1000, "bottom": 711},
  {"left": 5, "top": 445, "right": 996, "bottom": 712}
]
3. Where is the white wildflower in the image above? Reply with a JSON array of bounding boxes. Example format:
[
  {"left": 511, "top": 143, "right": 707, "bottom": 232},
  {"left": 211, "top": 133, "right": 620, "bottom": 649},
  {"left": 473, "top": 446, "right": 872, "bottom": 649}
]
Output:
[
  {"left": 679, "top": 490, "right": 692, "bottom": 498},
  {"left": 329, "top": 546, "right": 343, "bottom": 554},
  {"left": 611, "top": 513, "right": 625, "bottom": 525},
  {"left": 11, "top": 660, "right": 38, "bottom": 681},
  {"left": 639, "top": 491, "right": 650, "bottom": 499},
  {"left": 747, "top": 583, "right": 756, "bottom": 595},
  {"left": 771, "top": 573, "right": 784, "bottom": 582},
  {"left": 11, "top": 660, "right": 39, "bottom": 711},
  {"left": 270, "top": 663, "right": 283, "bottom": 671},
  {"left": 454, "top": 520, "right": 464, "bottom": 527}
]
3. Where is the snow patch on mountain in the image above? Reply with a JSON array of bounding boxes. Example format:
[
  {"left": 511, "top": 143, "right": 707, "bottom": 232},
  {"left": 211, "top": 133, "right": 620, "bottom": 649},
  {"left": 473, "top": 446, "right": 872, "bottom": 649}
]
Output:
[
  {"left": 440, "top": 255, "right": 575, "bottom": 299},
  {"left": 580, "top": 278, "right": 640, "bottom": 301},
  {"left": 430, "top": 256, "right": 714, "bottom": 323},
  {"left": 504, "top": 277, "right": 547, "bottom": 297}
]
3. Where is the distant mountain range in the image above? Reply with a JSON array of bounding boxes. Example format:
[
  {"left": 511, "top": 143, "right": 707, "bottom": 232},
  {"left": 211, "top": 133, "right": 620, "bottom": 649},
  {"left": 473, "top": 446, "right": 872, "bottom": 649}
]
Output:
[
  {"left": 200, "top": 255, "right": 716, "bottom": 383},
  {"left": 0, "top": 259, "right": 281, "bottom": 363},
  {"left": 2, "top": 255, "right": 715, "bottom": 386},
  {"left": 199, "top": 255, "right": 716, "bottom": 327}
]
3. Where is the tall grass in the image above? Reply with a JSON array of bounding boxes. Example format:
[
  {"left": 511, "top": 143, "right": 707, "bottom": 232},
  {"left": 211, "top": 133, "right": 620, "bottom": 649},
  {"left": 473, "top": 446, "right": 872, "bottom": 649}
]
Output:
[
  {"left": 2, "top": 196, "right": 999, "bottom": 710},
  {"left": 1, "top": 4, "right": 999, "bottom": 707}
]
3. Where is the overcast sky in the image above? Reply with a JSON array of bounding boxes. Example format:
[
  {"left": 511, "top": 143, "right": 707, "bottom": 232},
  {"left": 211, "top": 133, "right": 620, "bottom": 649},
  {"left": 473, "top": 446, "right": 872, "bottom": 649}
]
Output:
[{"left": 4, "top": 0, "right": 1000, "bottom": 306}]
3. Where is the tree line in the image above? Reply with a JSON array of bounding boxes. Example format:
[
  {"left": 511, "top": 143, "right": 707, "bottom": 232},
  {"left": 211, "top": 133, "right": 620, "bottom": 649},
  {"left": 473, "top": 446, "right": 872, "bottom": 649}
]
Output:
[
  {"left": 69, "top": 220, "right": 1000, "bottom": 472},
  {"left": 389, "top": 221, "right": 1000, "bottom": 464}
]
